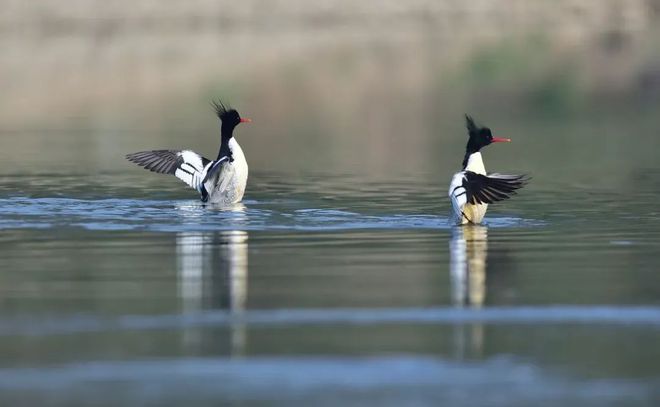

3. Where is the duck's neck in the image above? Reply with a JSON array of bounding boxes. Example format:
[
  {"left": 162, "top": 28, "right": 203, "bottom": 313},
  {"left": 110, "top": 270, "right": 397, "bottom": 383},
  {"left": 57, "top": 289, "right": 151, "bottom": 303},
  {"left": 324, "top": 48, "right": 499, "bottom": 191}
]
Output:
[
  {"left": 464, "top": 152, "right": 486, "bottom": 174},
  {"left": 217, "top": 124, "right": 235, "bottom": 160}
]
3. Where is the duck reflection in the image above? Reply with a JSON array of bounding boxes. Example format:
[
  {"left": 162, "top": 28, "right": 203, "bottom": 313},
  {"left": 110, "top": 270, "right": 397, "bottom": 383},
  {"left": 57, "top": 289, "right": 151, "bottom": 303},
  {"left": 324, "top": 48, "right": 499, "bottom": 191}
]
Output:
[
  {"left": 449, "top": 225, "right": 488, "bottom": 359},
  {"left": 176, "top": 230, "right": 248, "bottom": 313},
  {"left": 175, "top": 204, "right": 248, "bottom": 355},
  {"left": 450, "top": 225, "right": 488, "bottom": 308}
]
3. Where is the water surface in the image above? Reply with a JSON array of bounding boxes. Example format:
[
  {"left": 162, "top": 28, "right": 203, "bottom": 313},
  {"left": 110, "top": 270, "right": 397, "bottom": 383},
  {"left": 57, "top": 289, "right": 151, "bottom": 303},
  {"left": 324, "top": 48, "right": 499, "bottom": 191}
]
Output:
[{"left": 0, "top": 172, "right": 659, "bottom": 405}]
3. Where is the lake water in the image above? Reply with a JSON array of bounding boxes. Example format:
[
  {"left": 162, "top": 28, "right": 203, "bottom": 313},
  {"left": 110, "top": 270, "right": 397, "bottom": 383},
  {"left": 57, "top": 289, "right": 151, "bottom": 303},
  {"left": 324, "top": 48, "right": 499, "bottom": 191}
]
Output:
[{"left": 0, "top": 172, "right": 659, "bottom": 406}]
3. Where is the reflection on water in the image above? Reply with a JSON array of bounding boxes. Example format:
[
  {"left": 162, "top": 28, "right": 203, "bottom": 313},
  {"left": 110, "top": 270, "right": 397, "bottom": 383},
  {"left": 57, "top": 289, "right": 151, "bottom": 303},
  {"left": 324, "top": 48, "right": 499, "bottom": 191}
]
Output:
[
  {"left": 176, "top": 230, "right": 248, "bottom": 313},
  {"left": 449, "top": 225, "right": 488, "bottom": 359},
  {"left": 176, "top": 204, "right": 249, "bottom": 354},
  {"left": 176, "top": 230, "right": 249, "bottom": 355},
  {"left": 450, "top": 226, "right": 488, "bottom": 308}
]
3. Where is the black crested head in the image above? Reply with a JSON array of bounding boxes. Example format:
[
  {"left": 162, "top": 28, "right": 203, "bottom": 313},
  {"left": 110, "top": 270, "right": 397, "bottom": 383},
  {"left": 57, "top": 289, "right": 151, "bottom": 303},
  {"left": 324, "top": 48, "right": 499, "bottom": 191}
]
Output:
[
  {"left": 211, "top": 99, "right": 245, "bottom": 134},
  {"left": 465, "top": 115, "right": 494, "bottom": 153},
  {"left": 211, "top": 99, "right": 251, "bottom": 161},
  {"left": 462, "top": 115, "right": 510, "bottom": 168}
]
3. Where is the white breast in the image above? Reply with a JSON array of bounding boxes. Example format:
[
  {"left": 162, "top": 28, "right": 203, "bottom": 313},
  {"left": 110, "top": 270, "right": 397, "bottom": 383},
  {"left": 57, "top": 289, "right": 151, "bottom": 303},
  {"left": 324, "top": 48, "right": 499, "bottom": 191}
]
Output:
[
  {"left": 206, "top": 138, "right": 249, "bottom": 205},
  {"left": 228, "top": 138, "right": 248, "bottom": 182},
  {"left": 465, "top": 152, "right": 486, "bottom": 174}
]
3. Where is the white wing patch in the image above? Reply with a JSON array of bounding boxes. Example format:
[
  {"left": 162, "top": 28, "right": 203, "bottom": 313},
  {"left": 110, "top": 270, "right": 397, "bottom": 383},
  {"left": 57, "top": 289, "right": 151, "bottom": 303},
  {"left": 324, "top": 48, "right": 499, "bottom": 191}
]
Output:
[
  {"left": 180, "top": 150, "right": 204, "bottom": 170},
  {"left": 174, "top": 150, "right": 210, "bottom": 192}
]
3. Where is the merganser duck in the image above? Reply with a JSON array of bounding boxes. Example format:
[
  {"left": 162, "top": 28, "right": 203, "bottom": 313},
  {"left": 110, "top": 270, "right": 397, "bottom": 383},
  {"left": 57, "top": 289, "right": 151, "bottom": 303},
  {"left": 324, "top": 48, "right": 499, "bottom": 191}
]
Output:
[
  {"left": 127, "top": 100, "right": 251, "bottom": 205},
  {"left": 448, "top": 115, "right": 527, "bottom": 224}
]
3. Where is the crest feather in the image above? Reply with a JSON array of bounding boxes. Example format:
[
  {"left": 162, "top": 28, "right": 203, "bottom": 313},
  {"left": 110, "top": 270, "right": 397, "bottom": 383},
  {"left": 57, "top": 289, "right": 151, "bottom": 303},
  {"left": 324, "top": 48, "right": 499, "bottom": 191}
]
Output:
[
  {"left": 465, "top": 114, "right": 478, "bottom": 134},
  {"left": 211, "top": 99, "right": 232, "bottom": 119}
]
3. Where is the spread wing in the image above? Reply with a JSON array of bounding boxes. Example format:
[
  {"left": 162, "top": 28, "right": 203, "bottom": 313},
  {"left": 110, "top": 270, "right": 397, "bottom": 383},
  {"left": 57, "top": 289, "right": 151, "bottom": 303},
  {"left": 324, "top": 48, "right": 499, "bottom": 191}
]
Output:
[
  {"left": 463, "top": 171, "right": 528, "bottom": 205},
  {"left": 126, "top": 150, "right": 212, "bottom": 193}
]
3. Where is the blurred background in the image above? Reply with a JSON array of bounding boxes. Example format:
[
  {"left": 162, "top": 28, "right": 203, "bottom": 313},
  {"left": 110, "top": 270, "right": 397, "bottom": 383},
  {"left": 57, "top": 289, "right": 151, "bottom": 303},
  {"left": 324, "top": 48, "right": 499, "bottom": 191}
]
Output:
[{"left": 2, "top": 0, "right": 659, "bottom": 185}]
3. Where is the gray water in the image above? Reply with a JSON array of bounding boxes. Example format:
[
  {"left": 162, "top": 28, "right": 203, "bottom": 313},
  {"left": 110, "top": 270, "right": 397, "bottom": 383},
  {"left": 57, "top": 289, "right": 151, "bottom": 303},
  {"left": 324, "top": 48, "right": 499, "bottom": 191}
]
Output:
[{"left": 0, "top": 172, "right": 659, "bottom": 406}]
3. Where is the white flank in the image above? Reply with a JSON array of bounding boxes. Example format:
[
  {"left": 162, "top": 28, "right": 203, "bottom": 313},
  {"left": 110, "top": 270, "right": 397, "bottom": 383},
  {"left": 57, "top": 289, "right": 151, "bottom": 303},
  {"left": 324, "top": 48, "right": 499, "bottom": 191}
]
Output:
[{"left": 448, "top": 172, "right": 467, "bottom": 219}]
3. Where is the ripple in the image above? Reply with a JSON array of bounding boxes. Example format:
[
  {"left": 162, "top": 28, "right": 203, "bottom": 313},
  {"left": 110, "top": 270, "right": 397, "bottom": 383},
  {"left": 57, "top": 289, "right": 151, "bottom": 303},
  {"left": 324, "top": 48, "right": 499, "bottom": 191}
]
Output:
[
  {"left": 0, "top": 356, "right": 652, "bottom": 406},
  {"left": 0, "top": 307, "right": 657, "bottom": 337},
  {"left": 0, "top": 197, "right": 542, "bottom": 232}
]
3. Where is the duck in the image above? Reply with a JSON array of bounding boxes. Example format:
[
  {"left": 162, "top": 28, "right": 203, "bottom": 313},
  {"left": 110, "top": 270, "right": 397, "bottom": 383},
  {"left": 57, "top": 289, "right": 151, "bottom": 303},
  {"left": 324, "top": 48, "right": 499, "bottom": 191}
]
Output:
[
  {"left": 126, "top": 100, "right": 250, "bottom": 205},
  {"left": 448, "top": 115, "right": 527, "bottom": 224}
]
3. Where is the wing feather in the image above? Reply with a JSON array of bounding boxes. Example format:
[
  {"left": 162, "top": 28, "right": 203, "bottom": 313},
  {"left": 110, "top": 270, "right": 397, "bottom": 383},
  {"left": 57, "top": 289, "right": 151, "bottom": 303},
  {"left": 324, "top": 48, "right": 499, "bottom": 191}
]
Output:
[
  {"left": 463, "top": 171, "right": 528, "bottom": 205},
  {"left": 126, "top": 149, "right": 212, "bottom": 192}
]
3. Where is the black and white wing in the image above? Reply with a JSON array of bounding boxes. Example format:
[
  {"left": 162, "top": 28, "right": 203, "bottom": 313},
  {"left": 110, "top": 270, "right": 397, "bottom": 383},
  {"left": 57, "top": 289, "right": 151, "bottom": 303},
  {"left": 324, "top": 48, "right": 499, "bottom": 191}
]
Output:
[
  {"left": 449, "top": 171, "right": 527, "bottom": 208},
  {"left": 126, "top": 150, "right": 213, "bottom": 193},
  {"left": 463, "top": 171, "right": 527, "bottom": 205}
]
